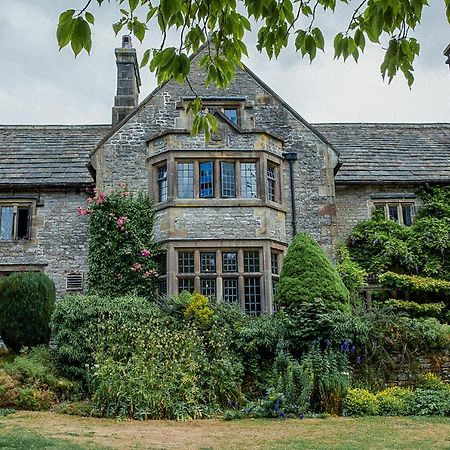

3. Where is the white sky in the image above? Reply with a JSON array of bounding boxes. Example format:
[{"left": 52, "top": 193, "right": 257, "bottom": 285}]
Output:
[{"left": 0, "top": 0, "right": 449, "bottom": 125}]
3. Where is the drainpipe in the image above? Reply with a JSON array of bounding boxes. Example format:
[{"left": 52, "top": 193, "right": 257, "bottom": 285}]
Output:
[{"left": 283, "top": 152, "right": 298, "bottom": 237}]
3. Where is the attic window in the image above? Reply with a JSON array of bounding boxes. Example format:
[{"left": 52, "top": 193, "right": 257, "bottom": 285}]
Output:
[
  {"left": 224, "top": 108, "right": 238, "bottom": 124},
  {"left": 66, "top": 273, "right": 84, "bottom": 291}
]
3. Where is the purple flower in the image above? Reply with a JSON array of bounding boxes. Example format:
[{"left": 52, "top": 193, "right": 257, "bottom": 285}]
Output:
[{"left": 299, "top": 413, "right": 305, "bottom": 420}]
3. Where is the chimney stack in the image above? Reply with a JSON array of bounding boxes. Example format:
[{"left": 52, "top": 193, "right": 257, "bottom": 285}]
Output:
[
  {"left": 444, "top": 44, "right": 450, "bottom": 72},
  {"left": 112, "top": 35, "right": 142, "bottom": 126}
]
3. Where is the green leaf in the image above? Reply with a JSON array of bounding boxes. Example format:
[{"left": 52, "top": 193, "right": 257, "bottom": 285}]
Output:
[
  {"left": 312, "top": 28, "right": 325, "bottom": 51},
  {"left": 85, "top": 12, "right": 95, "bottom": 25},
  {"left": 129, "top": 0, "right": 139, "bottom": 12},
  {"left": 71, "top": 17, "right": 92, "bottom": 56},
  {"left": 56, "top": 9, "right": 75, "bottom": 49},
  {"left": 133, "top": 20, "right": 147, "bottom": 42},
  {"left": 140, "top": 49, "right": 151, "bottom": 68},
  {"left": 112, "top": 21, "right": 125, "bottom": 36}
]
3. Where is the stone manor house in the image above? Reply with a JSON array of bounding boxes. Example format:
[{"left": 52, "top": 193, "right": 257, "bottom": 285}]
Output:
[{"left": 1, "top": 37, "right": 449, "bottom": 315}]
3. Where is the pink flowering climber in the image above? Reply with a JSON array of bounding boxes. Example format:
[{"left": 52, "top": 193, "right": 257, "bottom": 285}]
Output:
[
  {"left": 76, "top": 206, "right": 90, "bottom": 216},
  {"left": 131, "top": 262, "right": 142, "bottom": 272},
  {"left": 116, "top": 216, "right": 128, "bottom": 227},
  {"left": 141, "top": 249, "right": 151, "bottom": 257}
]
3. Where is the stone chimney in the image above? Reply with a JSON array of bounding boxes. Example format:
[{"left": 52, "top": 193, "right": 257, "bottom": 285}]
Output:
[
  {"left": 112, "top": 35, "right": 142, "bottom": 127},
  {"left": 444, "top": 44, "right": 450, "bottom": 71}
]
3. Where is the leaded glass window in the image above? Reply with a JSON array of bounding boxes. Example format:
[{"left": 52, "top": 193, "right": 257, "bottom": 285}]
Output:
[
  {"left": 402, "top": 205, "right": 413, "bottom": 226},
  {"left": 200, "top": 161, "right": 214, "bottom": 198},
  {"left": 388, "top": 205, "right": 399, "bottom": 222},
  {"left": 224, "top": 108, "right": 238, "bottom": 124},
  {"left": 244, "top": 277, "right": 261, "bottom": 316},
  {"left": 222, "top": 252, "right": 238, "bottom": 273},
  {"left": 0, "top": 207, "right": 14, "bottom": 241},
  {"left": 178, "top": 251, "right": 194, "bottom": 274},
  {"left": 178, "top": 278, "right": 195, "bottom": 293},
  {"left": 244, "top": 251, "right": 260, "bottom": 273},
  {"left": 157, "top": 166, "right": 168, "bottom": 202},
  {"left": 223, "top": 278, "right": 239, "bottom": 304},
  {"left": 200, "top": 252, "right": 216, "bottom": 273},
  {"left": 201, "top": 278, "right": 216, "bottom": 298},
  {"left": 271, "top": 252, "right": 279, "bottom": 275},
  {"left": 177, "top": 162, "right": 194, "bottom": 198},
  {"left": 240, "top": 162, "right": 257, "bottom": 198},
  {"left": 220, "top": 162, "right": 236, "bottom": 198},
  {"left": 267, "top": 165, "right": 276, "bottom": 202}
]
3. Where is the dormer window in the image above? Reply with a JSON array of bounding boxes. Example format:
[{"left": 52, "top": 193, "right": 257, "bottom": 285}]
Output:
[{"left": 224, "top": 108, "right": 238, "bottom": 125}]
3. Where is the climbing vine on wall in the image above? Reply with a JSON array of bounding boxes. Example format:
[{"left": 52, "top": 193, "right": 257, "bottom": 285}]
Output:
[
  {"left": 78, "top": 184, "right": 161, "bottom": 298},
  {"left": 348, "top": 186, "right": 450, "bottom": 281}
]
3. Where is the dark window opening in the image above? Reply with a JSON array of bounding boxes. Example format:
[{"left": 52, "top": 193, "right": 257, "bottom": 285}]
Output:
[
  {"left": 201, "top": 278, "right": 216, "bottom": 298},
  {"left": 402, "top": 205, "right": 413, "bottom": 226},
  {"left": 17, "top": 208, "right": 30, "bottom": 240},
  {"left": 388, "top": 205, "right": 399, "bottom": 222},
  {"left": 271, "top": 252, "right": 279, "bottom": 275}
]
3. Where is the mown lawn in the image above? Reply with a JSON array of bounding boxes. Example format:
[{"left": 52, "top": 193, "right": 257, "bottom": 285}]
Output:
[{"left": 0, "top": 411, "right": 449, "bottom": 449}]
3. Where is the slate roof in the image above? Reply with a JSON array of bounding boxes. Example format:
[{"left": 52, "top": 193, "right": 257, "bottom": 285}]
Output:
[
  {"left": 313, "top": 123, "right": 450, "bottom": 184},
  {"left": 0, "top": 125, "right": 110, "bottom": 188}
]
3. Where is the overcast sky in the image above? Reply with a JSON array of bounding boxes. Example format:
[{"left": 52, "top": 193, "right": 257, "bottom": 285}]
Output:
[{"left": 0, "top": 0, "right": 449, "bottom": 125}]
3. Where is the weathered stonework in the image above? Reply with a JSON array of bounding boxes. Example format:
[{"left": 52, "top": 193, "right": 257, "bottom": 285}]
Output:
[{"left": 0, "top": 190, "right": 89, "bottom": 297}]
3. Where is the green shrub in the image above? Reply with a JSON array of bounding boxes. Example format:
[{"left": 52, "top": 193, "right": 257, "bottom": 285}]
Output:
[
  {"left": 0, "top": 370, "right": 19, "bottom": 407},
  {"left": 336, "top": 244, "right": 367, "bottom": 303},
  {"left": 15, "top": 387, "right": 55, "bottom": 411},
  {"left": 407, "top": 387, "right": 450, "bottom": 416},
  {"left": 343, "top": 388, "right": 379, "bottom": 416},
  {"left": 0, "top": 272, "right": 55, "bottom": 352},
  {"left": 84, "top": 185, "right": 161, "bottom": 298},
  {"left": 384, "top": 299, "right": 446, "bottom": 319},
  {"left": 51, "top": 294, "right": 162, "bottom": 380},
  {"left": 376, "top": 387, "right": 414, "bottom": 415},
  {"left": 275, "top": 233, "right": 350, "bottom": 311},
  {"left": 3, "top": 347, "right": 78, "bottom": 400}
]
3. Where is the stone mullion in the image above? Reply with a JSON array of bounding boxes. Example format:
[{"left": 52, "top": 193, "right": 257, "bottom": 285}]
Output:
[{"left": 262, "top": 243, "right": 272, "bottom": 314}]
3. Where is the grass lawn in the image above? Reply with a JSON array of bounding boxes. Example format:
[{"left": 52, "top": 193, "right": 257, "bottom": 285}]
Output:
[{"left": 0, "top": 412, "right": 449, "bottom": 449}]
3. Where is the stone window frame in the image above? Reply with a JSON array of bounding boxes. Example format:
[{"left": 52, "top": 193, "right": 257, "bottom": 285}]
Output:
[
  {"left": 175, "top": 247, "right": 264, "bottom": 313},
  {"left": 151, "top": 152, "right": 283, "bottom": 207},
  {"left": 0, "top": 264, "right": 46, "bottom": 277},
  {"left": 0, "top": 198, "right": 37, "bottom": 243},
  {"left": 372, "top": 200, "right": 417, "bottom": 226}
]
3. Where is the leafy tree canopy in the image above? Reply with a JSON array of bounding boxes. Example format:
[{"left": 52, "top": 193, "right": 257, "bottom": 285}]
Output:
[{"left": 56, "top": 1, "right": 449, "bottom": 134}]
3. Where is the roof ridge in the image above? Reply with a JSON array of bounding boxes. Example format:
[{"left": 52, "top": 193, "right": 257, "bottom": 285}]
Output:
[{"left": 0, "top": 124, "right": 110, "bottom": 129}]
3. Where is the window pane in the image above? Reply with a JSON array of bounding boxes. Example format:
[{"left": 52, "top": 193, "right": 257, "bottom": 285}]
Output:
[
  {"left": 221, "top": 162, "right": 236, "bottom": 198},
  {"left": 240, "top": 163, "right": 257, "bottom": 198},
  {"left": 17, "top": 207, "right": 30, "bottom": 240},
  {"left": 200, "top": 252, "right": 216, "bottom": 274},
  {"left": 178, "top": 278, "right": 195, "bottom": 293},
  {"left": 244, "top": 251, "right": 260, "bottom": 273},
  {"left": 201, "top": 278, "right": 216, "bottom": 298},
  {"left": 267, "top": 166, "right": 276, "bottom": 202},
  {"left": 222, "top": 252, "right": 238, "bottom": 273},
  {"left": 388, "top": 205, "right": 399, "bottom": 222},
  {"left": 157, "top": 166, "right": 168, "bottom": 202},
  {"left": 177, "top": 162, "right": 194, "bottom": 198},
  {"left": 271, "top": 252, "right": 279, "bottom": 275},
  {"left": 200, "top": 161, "right": 214, "bottom": 198},
  {"left": 0, "top": 207, "right": 14, "bottom": 240},
  {"left": 402, "top": 205, "right": 413, "bottom": 226},
  {"left": 224, "top": 108, "right": 238, "bottom": 124},
  {"left": 178, "top": 251, "right": 194, "bottom": 274},
  {"left": 244, "top": 277, "right": 261, "bottom": 316},
  {"left": 223, "top": 278, "right": 239, "bottom": 304}
]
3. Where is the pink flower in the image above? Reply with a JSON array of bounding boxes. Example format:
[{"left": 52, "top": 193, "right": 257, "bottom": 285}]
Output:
[
  {"left": 116, "top": 216, "right": 128, "bottom": 227},
  {"left": 92, "top": 188, "right": 106, "bottom": 204},
  {"left": 77, "top": 206, "right": 90, "bottom": 216},
  {"left": 142, "top": 270, "right": 158, "bottom": 279},
  {"left": 141, "top": 249, "right": 151, "bottom": 257},
  {"left": 120, "top": 191, "right": 130, "bottom": 197},
  {"left": 119, "top": 181, "right": 128, "bottom": 189},
  {"left": 131, "top": 263, "right": 142, "bottom": 272},
  {"left": 116, "top": 273, "right": 124, "bottom": 280}
]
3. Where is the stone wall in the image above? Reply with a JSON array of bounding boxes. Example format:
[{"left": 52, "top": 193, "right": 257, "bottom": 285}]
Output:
[
  {"left": 387, "top": 350, "right": 450, "bottom": 386},
  {"left": 0, "top": 190, "right": 89, "bottom": 297},
  {"left": 335, "top": 184, "right": 422, "bottom": 242},
  {"left": 91, "top": 50, "right": 339, "bottom": 253}
]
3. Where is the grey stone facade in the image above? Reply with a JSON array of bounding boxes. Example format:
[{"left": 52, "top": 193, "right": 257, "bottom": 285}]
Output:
[{"left": 1, "top": 41, "right": 449, "bottom": 308}]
